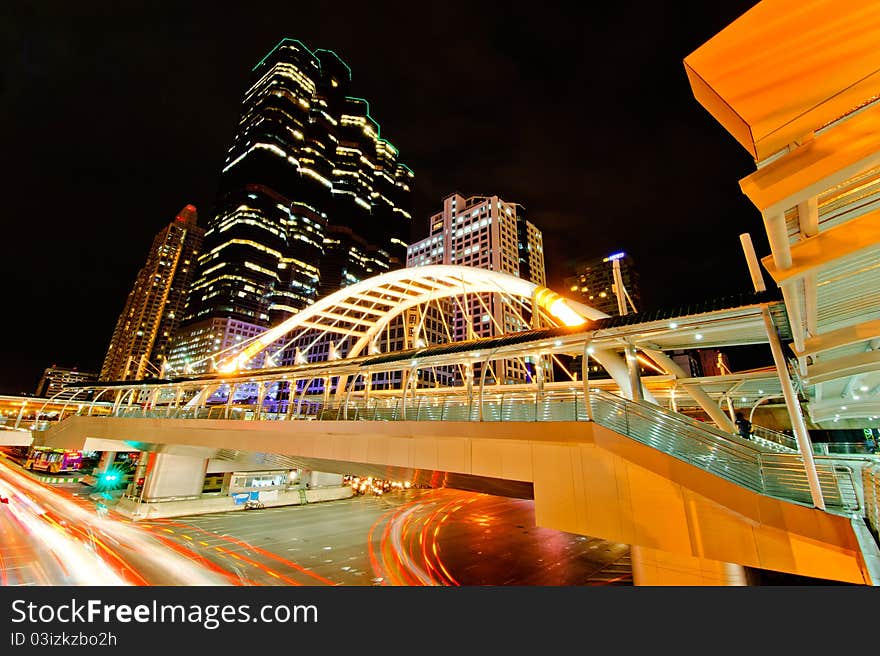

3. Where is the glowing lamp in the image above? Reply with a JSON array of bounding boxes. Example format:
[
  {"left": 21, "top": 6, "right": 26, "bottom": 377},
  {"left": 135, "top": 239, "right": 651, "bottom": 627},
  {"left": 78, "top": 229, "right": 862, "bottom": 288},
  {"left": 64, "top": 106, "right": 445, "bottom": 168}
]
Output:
[{"left": 547, "top": 299, "right": 587, "bottom": 327}]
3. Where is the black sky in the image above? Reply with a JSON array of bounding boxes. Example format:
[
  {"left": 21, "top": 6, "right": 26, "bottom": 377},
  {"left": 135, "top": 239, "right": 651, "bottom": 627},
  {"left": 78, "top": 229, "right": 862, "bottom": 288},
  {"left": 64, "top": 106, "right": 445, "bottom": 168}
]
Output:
[{"left": 1, "top": 0, "right": 765, "bottom": 395}]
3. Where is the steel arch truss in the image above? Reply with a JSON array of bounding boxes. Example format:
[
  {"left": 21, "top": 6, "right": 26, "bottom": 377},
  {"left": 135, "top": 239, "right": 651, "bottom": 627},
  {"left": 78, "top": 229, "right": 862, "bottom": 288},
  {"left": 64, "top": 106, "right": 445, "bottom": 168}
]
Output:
[{"left": 210, "top": 265, "right": 605, "bottom": 371}]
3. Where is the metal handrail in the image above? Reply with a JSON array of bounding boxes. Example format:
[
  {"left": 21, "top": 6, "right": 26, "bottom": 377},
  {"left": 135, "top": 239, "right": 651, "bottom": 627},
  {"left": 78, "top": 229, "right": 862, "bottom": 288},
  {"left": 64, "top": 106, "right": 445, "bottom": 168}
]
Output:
[
  {"left": 752, "top": 425, "right": 799, "bottom": 450},
  {"left": 78, "top": 385, "right": 867, "bottom": 512}
]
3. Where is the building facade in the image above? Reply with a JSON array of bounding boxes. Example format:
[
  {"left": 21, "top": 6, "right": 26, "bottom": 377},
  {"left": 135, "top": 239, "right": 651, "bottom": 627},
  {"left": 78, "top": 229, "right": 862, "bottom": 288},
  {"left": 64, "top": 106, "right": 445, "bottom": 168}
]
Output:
[
  {"left": 35, "top": 366, "right": 98, "bottom": 398},
  {"left": 168, "top": 38, "right": 413, "bottom": 375},
  {"left": 406, "top": 192, "right": 548, "bottom": 384},
  {"left": 100, "top": 205, "right": 204, "bottom": 381},
  {"left": 564, "top": 251, "right": 641, "bottom": 317}
]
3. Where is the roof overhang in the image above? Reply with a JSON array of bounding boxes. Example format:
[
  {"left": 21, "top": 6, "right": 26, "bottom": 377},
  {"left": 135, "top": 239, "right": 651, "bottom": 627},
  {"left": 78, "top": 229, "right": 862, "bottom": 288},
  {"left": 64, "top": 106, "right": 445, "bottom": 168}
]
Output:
[{"left": 684, "top": 0, "right": 880, "bottom": 161}]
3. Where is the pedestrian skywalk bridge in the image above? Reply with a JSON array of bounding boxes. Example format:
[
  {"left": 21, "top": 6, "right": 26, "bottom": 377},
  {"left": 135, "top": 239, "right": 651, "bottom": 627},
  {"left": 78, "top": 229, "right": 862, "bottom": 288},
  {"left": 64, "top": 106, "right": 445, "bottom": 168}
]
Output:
[
  {"left": 106, "top": 384, "right": 866, "bottom": 516},
  {"left": 33, "top": 377, "right": 880, "bottom": 584}
]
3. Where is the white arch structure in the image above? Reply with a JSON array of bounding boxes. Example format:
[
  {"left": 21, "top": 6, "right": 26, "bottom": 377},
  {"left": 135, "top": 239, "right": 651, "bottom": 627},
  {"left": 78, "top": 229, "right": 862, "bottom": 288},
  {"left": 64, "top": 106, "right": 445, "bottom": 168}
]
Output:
[
  {"left": 186, "top": 265, "right": 659, "bottom": 406},
  {"left": 211, "top": 265, "right": 608, "bottom": 371}
]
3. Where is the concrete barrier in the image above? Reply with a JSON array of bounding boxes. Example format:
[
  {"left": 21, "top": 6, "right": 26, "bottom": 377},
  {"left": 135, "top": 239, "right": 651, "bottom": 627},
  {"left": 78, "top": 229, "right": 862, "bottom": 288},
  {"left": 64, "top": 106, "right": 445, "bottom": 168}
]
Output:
[{"left": 113, "top": 485, "right": 354, "bottom": 520}]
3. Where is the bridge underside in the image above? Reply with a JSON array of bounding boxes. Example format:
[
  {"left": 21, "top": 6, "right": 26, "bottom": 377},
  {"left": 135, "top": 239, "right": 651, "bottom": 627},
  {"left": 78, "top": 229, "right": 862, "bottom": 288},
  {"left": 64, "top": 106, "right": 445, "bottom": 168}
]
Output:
[{"left": 36, "top": 416, "right": 872, "bottom": 584}]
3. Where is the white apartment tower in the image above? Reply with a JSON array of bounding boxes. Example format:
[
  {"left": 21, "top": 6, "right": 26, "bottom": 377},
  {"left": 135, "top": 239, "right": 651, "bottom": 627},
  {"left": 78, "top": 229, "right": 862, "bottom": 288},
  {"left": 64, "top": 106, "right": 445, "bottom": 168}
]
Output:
[{"left": 407, "top": 192, "right": 547, "bottom": 384}]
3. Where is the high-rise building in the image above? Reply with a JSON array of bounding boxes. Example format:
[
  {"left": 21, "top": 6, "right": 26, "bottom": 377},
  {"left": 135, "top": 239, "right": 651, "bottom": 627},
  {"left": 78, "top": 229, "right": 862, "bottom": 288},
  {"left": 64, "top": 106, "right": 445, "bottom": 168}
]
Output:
[
  {"left": 35, "top": 366, "right": 98, "bottom": 398},
  {"left": 564, "top": 252, "right": 641, "bottom": 317},
  {"left": 169, "top": 38, "right": 413, "bottom": 374},
  {"left": 100, "top": 205, "right": 204, "bottom": 380},
  {"left": 406, "top": 192, "right": 547, "bottom": 384}
]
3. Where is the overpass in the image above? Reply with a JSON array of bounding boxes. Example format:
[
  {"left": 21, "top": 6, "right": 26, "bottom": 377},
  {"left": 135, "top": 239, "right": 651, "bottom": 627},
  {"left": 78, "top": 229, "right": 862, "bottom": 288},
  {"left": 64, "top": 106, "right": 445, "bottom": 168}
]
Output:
[
  {"left": 19, "top": 0, "right": 880, "bottom": 585},
  {"left": 30, "top": 271, "right": 880, "bottom": 586}
]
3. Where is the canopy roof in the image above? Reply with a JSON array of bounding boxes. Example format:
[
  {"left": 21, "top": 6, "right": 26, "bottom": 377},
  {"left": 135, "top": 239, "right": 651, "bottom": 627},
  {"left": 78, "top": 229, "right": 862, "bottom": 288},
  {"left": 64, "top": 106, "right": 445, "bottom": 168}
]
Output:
[{"left": 684, "top": 0, "right": 880, "bottom": 160}]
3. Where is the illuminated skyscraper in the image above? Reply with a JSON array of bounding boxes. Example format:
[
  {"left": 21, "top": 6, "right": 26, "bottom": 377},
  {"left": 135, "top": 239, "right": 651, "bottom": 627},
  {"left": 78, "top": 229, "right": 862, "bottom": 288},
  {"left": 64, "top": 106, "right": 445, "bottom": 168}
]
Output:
[
  {"left": 169, "top": 38, "right": 413, "bottom": 374},
  {"left": 100, "top": 205, "right": 204, "bottom": 381},
  {"left": 406, "top": 192, "right": 547, "bottom": 384}
]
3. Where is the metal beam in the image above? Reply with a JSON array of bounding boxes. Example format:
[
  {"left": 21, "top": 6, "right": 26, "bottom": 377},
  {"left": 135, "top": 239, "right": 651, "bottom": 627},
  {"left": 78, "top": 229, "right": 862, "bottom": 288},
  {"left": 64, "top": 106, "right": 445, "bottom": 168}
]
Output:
[
  {"left": 761, "top": 208, "right": 880, "bottom": 284},
  {"left": 804, "top": 349, "right": 880, "bottom": 385},
  {"left": 739, "top": 101, "right": 880, "bottom": 216},
  {"left": 794, "top": 318, "right": 880, "bottom": 358},
  {"left": 640, "top": 348, "right": 734, "bottom": 432}
]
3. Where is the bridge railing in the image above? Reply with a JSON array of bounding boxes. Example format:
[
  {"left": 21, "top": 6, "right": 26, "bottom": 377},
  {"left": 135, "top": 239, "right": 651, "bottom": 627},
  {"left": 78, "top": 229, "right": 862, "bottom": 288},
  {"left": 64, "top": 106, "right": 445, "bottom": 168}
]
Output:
[
  {"left": 592, "top": 390, "right": 864, "bottom": 512},
  {"left": 752, "top": 424, "right": 875, "bottom": 457},
  {"left": 93, "top": 385, "right": 871, "bottom": 514},
  {"left": 752, "top": 425, "right": 799, "bottom": 450}
]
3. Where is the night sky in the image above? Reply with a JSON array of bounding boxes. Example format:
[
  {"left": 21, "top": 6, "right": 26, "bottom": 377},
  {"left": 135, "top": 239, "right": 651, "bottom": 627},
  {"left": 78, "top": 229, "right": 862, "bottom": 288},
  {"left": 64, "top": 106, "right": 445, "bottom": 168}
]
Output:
[{"left": 2, "top": 1, "right": 765, "bottom": 395}]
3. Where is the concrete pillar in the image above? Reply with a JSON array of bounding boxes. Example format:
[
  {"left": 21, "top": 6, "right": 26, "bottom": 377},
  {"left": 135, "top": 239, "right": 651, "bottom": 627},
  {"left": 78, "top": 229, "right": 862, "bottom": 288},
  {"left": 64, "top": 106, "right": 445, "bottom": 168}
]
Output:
[
  {"left": 142, "top": 453, "right": 208, "bottom": 501},
  {"left": 126, "top": 452, "right": 150, "bottom": 498},
  {"left": 630, "top": 545, "right": 748, "bottom": 586}
]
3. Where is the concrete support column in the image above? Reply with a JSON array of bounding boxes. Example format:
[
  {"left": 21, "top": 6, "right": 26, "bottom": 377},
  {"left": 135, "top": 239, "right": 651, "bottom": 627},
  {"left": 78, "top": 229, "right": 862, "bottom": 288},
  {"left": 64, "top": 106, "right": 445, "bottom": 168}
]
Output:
[
  {"left": 630, "top": 545, "right": 748, "bottom": 586},
  {"left": 142, "top": 453, "right": 208, "bottom": 501},
  {"left": 126, "top": 452, "right": 149, "bottom": 498}
]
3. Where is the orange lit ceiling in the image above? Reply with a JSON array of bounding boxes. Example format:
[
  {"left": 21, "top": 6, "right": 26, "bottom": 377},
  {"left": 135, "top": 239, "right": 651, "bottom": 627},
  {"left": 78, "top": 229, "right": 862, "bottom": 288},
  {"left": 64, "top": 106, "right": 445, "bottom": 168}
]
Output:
[{"left": 684, "top": 0, "right": 880, "bottom": 161}]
